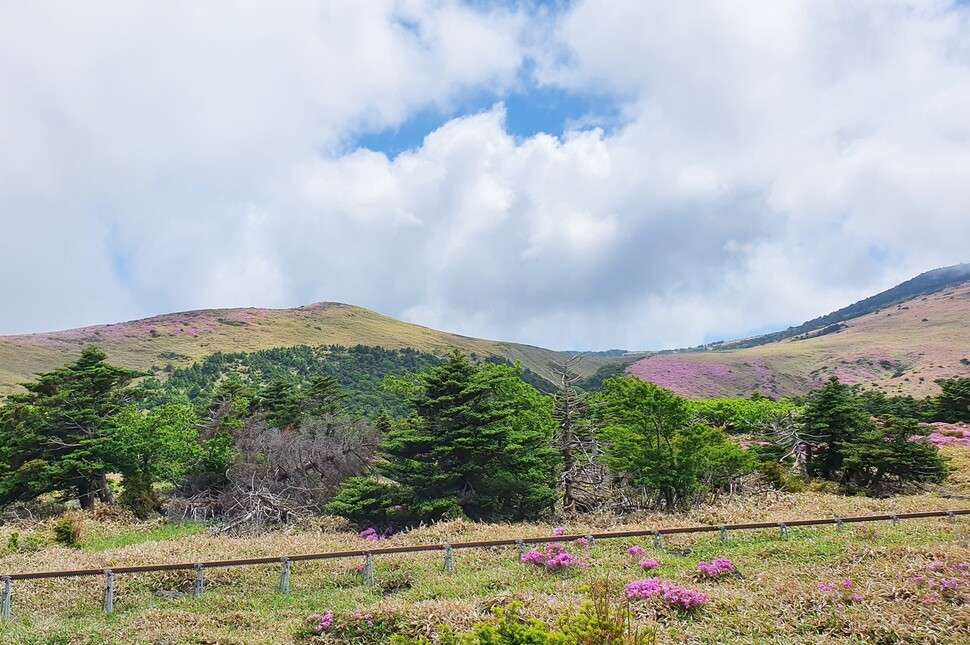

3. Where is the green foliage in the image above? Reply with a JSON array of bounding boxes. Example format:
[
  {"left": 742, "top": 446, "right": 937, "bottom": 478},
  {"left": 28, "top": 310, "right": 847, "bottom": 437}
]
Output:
[
  {"left": 395, "top": 583, "right": 654, "bottom": 645},
  {"left": 111, "top": 403, "right": 203, "bottom": 517},
  {"left": 0, "top": 347, "right": 144, "bottom": 509},
  {"left": 596, "top": 377, "right": 754, "bottom": 509},
  {"left": 577, "top": 362, "right": 630, "bottom": 392},
  {"left": 840, "top": 416, "right": 949, "bottom": 492},
  {"left": 800, "top": 377, "right": 875, "bottom": 481},
  {"left": 932, "top": 377, "right": 970, "bottom": 423},
  {"left": 52, "top": 516, "right": 82, "bottom": 547},
  {"left": 325, "top": 477, "right": 401, "bottom": 529},
  {"left": 339, "top": 352, "right": 560, "bottom": 525},
  {"left": 857, "top": 390, "right": 932, "bottom": 421},
  {"left": 161, "top": 344, "right": 443, "bottom": 417},
  {"left": 801, "top": 377, "right": 949, "bottom": 491},
  {"left": 691, "top": 397, "right": 800, "bottom": 433}
]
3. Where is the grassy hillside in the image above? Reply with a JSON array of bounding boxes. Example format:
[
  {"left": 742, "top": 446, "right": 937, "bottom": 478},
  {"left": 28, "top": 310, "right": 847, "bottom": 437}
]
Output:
[
  {"left": 628, "top": 280, "right": 970, "bottom": 399},
  {"left": 716, "top": 262, "right": 970, "bottom": 350},
  {"left": 0, "top": 303, "right": 616, "bottom": 395},
  {"left": 0, "top": 444, "right": 968, "bottom": 643}
]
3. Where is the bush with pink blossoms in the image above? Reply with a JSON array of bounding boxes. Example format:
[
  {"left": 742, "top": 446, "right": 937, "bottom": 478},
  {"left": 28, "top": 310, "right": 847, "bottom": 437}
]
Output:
[
  {"left": 300, "top": 609, "right": 400, "bottom": 642},
  {"left": 551, "top": 527, "right": 567, "bottom": 536},
  {"left": 359, "top": 527, "right": 381, "bottom": 541},
  {"left": 910, "top": 559, "right": 970, "bottom": 605},
  {"left": 625, "top": 577, "right": 709, "bottom": 613},
  {"left": 817, "top": 578, "right": 864, "bottom": 604},
  {"left": 521, "top": 543, "right": 588, "bottom": 572},
  {"left": 305, "top": 611, "right": 334, "bottom": 635},
  {"left": 639, "top": 558, "right": 660, "bottom": 570},
  {"left": 697, "top": 558, "right": 738, "bottom": 579},
  {"left": 626, "top": 545, "right": 648, "bottom": 558}
]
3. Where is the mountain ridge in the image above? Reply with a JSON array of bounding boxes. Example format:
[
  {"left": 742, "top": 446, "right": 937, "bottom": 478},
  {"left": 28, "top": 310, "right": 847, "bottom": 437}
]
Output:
[{"left": 1, "top": 265, "right": 968, "bottom": 398}]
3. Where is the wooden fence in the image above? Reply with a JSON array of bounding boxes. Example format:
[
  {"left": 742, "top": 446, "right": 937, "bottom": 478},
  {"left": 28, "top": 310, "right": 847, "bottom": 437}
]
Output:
[{"left": 2, "top": 508, "right": 967, "bottom": 619}]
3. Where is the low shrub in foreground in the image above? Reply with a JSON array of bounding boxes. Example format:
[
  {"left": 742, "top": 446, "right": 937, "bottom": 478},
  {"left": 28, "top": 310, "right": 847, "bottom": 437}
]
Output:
[{"left": 394, "top": 582, "right": 655, "bottom": 644}]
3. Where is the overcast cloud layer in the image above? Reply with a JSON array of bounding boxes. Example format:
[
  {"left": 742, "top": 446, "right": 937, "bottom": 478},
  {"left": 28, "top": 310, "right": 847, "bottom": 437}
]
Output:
[{"left": 1, "top": 0, "right": 968, "bottom": 350}]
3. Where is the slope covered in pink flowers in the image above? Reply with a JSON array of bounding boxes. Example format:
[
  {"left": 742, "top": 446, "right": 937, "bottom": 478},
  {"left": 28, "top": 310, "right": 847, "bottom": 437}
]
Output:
[{"left": 627, "top": 281, "right": 970, "bottom": 399}]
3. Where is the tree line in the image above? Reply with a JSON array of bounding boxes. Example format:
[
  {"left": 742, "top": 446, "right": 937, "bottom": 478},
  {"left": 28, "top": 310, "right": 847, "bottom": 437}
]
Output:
[{"left": 0, "top": 346, "right": 963, "bottom": 527}]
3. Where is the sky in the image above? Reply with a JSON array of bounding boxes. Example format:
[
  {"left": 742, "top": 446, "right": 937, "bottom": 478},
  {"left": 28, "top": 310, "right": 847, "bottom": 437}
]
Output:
[{"left": 1, "top": 0, "right": 969, "bottom": 351}]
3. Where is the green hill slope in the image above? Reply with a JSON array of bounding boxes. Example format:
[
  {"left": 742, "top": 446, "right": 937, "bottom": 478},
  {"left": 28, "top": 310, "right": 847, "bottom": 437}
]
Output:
[{"left": 0, "top": 302, "right": 614, "bottom": 394}]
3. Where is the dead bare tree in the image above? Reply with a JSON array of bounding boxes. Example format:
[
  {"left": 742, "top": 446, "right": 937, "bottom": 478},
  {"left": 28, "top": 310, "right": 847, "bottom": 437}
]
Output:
[{"left": 552, "top": 357, "right": 608, "bottom": 513}]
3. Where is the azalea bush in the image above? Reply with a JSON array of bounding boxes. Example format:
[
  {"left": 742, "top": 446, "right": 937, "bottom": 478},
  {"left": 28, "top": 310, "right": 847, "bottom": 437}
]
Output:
[
  {"left": 521, "top": 543, "right": 588, "bottom": 572},
  {"left": 817, "top": 579, "right": 864, "bottom": 604},
  {"left": 911, "top": 559, "right": 970, "bottom": 605},
  {"left": 300, "top": 609, "right": 399, "bottom": 643},
  {"left": 697, "top": 558, "right": 738, "bottom": 579},
  {"left": 625, "top": 578, "right": 709, "bottom": 613}
]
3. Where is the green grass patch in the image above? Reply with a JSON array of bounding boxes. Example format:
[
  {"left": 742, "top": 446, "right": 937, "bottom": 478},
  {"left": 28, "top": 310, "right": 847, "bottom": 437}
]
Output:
[{"left": 79, "top": 521, "right": 209, "bottom": 552}]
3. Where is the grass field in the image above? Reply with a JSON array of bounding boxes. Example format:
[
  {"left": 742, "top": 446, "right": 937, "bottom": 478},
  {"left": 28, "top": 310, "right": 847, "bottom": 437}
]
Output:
[{"left": 0, "top": 446, "right": 969, "bottom": 644}]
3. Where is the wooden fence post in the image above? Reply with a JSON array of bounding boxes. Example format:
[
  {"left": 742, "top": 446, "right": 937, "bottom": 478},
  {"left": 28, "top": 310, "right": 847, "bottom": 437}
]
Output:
[
  {"left": 103, "top": 570, "right": 114, "bottom": 614},
  {"left": 279, "top": 558, "right": 291, "bottom": 593},
  {"left": 194, "top": 564, "right": 205, "bottom": 597},
  {"left": 2, "top": 576, "right": 11, "bottom": 621}
]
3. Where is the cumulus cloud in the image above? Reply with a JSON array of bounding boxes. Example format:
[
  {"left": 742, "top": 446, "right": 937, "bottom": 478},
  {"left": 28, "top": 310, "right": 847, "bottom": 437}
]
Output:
[{"left": 1, "top": 0, "right": 968, "bottom": 350}]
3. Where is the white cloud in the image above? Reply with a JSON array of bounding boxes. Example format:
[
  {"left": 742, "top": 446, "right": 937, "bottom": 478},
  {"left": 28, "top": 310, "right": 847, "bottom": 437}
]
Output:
[{"left": 1, "top": 0, "right": 968, "bottom": 350}]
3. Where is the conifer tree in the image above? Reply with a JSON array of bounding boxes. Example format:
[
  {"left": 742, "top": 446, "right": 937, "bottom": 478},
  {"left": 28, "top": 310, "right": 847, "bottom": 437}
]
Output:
[
  {"left": 378, "top": 351, "right": 559, "bottom": 523},
  {"left": 0, "top": 347, "right": 143, "bottom": 508}
]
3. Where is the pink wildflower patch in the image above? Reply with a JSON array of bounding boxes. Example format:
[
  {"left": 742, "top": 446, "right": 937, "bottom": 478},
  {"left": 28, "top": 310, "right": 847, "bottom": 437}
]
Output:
[
  {"left": 639, "top": 558, "right": 660, "bottom": 570},
  {"left": 625, "top": 578, "right": 709, "bottom": 612},
  {"left": 697, "top": 558, "right": 737, "bottom": 578},
  {"left": 521, "top": 543, "right": 587, "bottom": 572},
  {"left": 818, "top": 579, "right": 863, "bottom": 604},
  {"left": 307, "top": 611, "right": 334, "bottom": 633},
  {"left": 626, "top": 545, "right": 648, "bottom": 558},
  {"left": 358, "top": 527, "right": 381, "bottom": 541},
  {"left": 552, "top": 527, "right": 566, "bottom": 536}
]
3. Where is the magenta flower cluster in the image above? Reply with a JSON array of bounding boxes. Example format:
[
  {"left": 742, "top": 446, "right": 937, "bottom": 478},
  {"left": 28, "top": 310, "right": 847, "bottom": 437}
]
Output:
[
  {"left": 921, "top": 423, "right": 970, "bottom": 448},
  {"left": 521, "top": 543, "right": 588, "bottom": 572},
  {"left": 552, "top": 527, "right": 567, "bottom": 536},
  {"left": 639, "top": 558, "right": 660, "bottom": 570},
  {"left": 912, "top": 559, "right": 970, "bottom": 604},
  {"left": 626, "top": 545, "right": 648, "bottom": 558},
  {"left": 697, "top": 558, "right": 736, "bottom": 578},
  {"left": 307, "top": 611, "right": 334, "bottom": 634},
  {"left": 625, "top": 578, "right": 710, "bottom": 612},
  {"left": 818, "top": 578, "right": 864, "bottom": 603},
  {"left": 359, "top": 527, "right": 382, "bottom": 541},
  {"left": 575, "top": 536, "right": 592, "bottom": 549}
]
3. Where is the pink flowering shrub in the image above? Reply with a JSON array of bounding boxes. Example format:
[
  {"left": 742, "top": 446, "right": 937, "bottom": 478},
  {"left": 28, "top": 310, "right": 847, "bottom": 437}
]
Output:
[
  {"left": 817, "top": 578, "right": 864, "bottom": 604},
  {"left": 911, "top": 559, "right": 970, "bottom": 605},
  {"left": 697, "top": 558, "right": 737, "bottom": 579},
  {"left": 306, "top": 611, "right": 334, "bottom": 634},
  {"left": 358, "top": 527, "right": 393, "bottom": 541},
  {"left": 920, "top": 423, "right": 970, "bottom": 448},
  {"left": 575, "top": 536, "right": 592, "bottom": 549},
  {"left": 626, "top": 545, "right": 648, "bottom": 558},
  {"left": 301, "top": 610, "right": 398, "bottom": 642},
  {"left": 552, "top": 527, "right": 567, "bottom": 536},
  {"left": 521, "top": 543, "right": 588, "bottom": 572},
  {"left": 639, "top": 558, "right": 660, "bottom": 570},
  {"left": 625, "top": 578, "right": 709, "bottom": 612}
]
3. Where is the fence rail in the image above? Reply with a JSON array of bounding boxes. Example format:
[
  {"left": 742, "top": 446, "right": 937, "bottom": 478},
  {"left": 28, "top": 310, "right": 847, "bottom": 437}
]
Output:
[{"left": 1, "top": 508, "right": 967, "bottom": 618}]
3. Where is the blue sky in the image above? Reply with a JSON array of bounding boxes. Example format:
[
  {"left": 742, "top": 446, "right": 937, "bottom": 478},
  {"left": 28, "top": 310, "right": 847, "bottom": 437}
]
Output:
[
  {"left": 353, "top": 84, "right": 622, "bottom": 158},
  {"left": 0, "top": 0, "right": 968, "bottom": 350}
]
